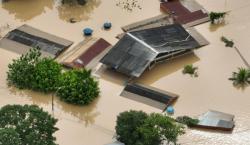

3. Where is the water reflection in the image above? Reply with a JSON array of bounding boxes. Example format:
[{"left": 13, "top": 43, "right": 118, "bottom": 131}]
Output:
[
  {"left": 209, "top": 22, "right": 227, "bottom": 32},
  {"left": 1, "top": 0, "right": 54, "bottom": 21},
  {"left": 57, "top": 0, "right": 101, "bottom": 22},
  {"left": 8, "top": 86, "right": 51, "bottom": 105},
  {"left": 96, "top": 65, "right": 129, "bottom": 86},
  {"left": 55, "top": 96, "right": 100, "bottom": 127},
  {"left": 136, "top": 53, "right": 200, "bottom": 85},
  {"left": 7, "top": 85, "right": 100, "bottom": 127}
]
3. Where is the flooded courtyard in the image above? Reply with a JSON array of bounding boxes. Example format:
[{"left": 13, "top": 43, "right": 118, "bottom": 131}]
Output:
[{"left": 1, "top": 0, "right": 250, "bottom": 144}]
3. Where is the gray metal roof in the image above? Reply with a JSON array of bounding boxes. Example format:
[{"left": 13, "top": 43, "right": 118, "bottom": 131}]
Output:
[
  {"left": 101, "top": 24, "right": 200, "bottom": 77},
  {"left": 130, "top": 24, "right": 199, "bottom": 53},
  {"left": 100, "top": 34, "right": 157, "bottom": 77},
  {"left": 197, "top": 110, "right": 235, "bottom": 131},
  {"left": 0, "top": 24, "right": 73, "bottom": 58}
]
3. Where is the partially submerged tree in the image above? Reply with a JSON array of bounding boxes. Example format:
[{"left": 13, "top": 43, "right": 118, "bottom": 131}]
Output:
[
  {"left": 7, "top": 48, "right": 62, "bottom": 93},
  {"left": 7, "top": 48, "right": 100, "bottom": 105},
  {"left": 183, "top": 64, "right": 198, "bottom": 77},
  {"left": 0, "top": 105, "right": 58, "bottom": 145},
  {"left": 7, "top": 48, "right": 41, "bottom": 89},
  {"left": 138, "top": 113, "right": 185, "bottom": 145},
  {"left": 115, "top": 110, "right": 148, "bottom": 145},
  {"left": 57, "top": 69, "right": 100, "bottom": 105},
  {"left": 229, "top": 68, "right": 250, "bottom": 86},
  {"left": 115, "top": 110, "right": 185, "bottom": 145},
  {"left": 209, "top": 12, "right": 227, "bottom": 24},
  {"left": 32, "top": 58, "right": 62, "bottom": 92}
]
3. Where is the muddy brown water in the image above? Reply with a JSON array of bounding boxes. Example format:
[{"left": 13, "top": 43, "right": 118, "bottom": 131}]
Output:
[{"left": 1, "top": 0, "right": 250, "bottom": 144}]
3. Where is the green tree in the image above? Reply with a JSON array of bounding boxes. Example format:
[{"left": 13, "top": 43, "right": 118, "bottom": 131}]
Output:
[
  {"left": 0, "top": 105, "right": 58, "bottom": 145},
  {"left": 138, "top": 113, "right": 185, "bottom": 145},
  {"left": 115, "top": 110, "right": 148, "bottom": 145},
  {"left": 0, "top": 128, "right": 22, "bottom": 145},
  {"left": 7, "top": 48, "right": 41, "bottom": 89},
  {"left": 32, "top": 58, "right": 62, "bottom": 92},
  {"left": 115, "top": 110, "right": 185, "bottom": 145},
  {"left": 57, "top": 69, "right": 99, "bottom": 105}
]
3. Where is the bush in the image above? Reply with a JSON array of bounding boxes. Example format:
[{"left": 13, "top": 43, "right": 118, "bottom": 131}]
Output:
[
  {"left": 209, "top": 12, "right": 226, "bottom": 24},
  {"left": 221, "top": 36, "right": 234, "bottom": 47},
  {"left": 229, "top": 68, "right": 250, "bottom": 86},
  {"left": 176, "top": 116, "right": 199, "bottom": 127},
  {"left": 32, "top": 58, "right": 62, "bottom": 92},
  {"left": 115, "top": 110, "right": 185, "bottom": 145},
  {"left": 183, "top": 64, "right": 198, "bottom": 77},
  {"left": 62, "top": 0, "right": 87, "bottom": 5},
  {"left": 0, "top": 104, "right": 58, "bottom": 145},
  {"left": 57, "top": 69, "right": 99, "bottom": 105},
  {"left": 7, "top": 48, "right": 41, "bottom": 89},
  {"left": 0, "top": 128, "right": 22, "bottom": 145}
]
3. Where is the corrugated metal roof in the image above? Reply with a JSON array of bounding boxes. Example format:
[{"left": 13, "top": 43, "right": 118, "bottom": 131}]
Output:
[
  {"left": 101, "top": 24, "right": 200, "bottom": 77},
  {"left": 195, "top": 110, "right": 235, "bottom": 131},
  {"left": 0, "top": 24, "right": 73, "bottom": 58},
  {"left": 124, "top": 83, "right": 178, "bottom": 104},
  {"left": 100, "top": 34, "right": 157, "bottom": 77}
]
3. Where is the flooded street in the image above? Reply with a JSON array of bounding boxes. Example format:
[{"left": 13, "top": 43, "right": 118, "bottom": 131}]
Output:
[{"left": 1, "top": 0, "right": 250, "bottom": 144}]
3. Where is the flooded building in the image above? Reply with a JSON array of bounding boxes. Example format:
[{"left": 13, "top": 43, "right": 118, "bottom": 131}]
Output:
[{"left": 101, "top": 24, "right": 201, "bottom": 77}]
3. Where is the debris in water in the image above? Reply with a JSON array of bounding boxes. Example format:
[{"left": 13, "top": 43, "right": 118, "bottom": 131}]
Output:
[{"left": 116, "top": 0, "right": 142, "bottom": 12}]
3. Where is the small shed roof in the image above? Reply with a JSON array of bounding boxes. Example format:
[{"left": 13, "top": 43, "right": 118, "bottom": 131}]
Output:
[
  {"left": 195, "top": 110, "right": 235, "bottom": 131},
  {"left": 121, "top": 83, "right": 178, "bottom": 110}
]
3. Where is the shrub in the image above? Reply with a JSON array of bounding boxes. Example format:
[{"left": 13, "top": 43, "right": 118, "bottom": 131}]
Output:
[
  {"left": 221, "top": 36, "right": 234, "bottom": 47},
  {"left": 62, "top": 0, "right": 87, "bottom": 5},
  {"left": 7, "top": 48, "right": 41, "bottom": 89},
  {"left": 209, "top": 12, "right": 226, "bottom": 24},
  {"left": 176, "top": 116, "right": 199, "bottom": 127},
  {"left": 0, "top": 104, "right": 58, "bottom": 145},
  {"left": 32, "top": 58, "right": 62, "bottom": 92},
  {"left": 183, "top": 64, "right": 198, "bottom": 77},
  {"left": 115, "top": 110, "right": 185, "bottom": 145},
  {"left": 229, "top": 68, "right": 250, "bottom": 86},
  {"left": 0, "top": 128, "right": 22, "bottom": 145},
  {"left": 57, "top": 69, "right": 99, "bottom": 105}
]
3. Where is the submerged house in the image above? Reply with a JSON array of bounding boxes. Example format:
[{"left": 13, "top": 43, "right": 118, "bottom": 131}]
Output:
[
  {"left": 160, "top": 0, "right": 209, "bottom": 27},
  {"left": 0, "top": 24, "right": 73, "bottom": 58},
  {"left": 100, "top": 24, "right": 201, "bottom": 77},
  {"left": 121, "top": 83, "right": 179, "bottom": 110}
]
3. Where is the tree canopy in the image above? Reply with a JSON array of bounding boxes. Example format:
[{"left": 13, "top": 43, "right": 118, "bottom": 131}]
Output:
[
  {"left": 7, "top": 48, "right": 100, "bottom": 105},
  {"left": 57, "top": 69, "right": 99, "bottom": 105},
  {"left": 0, "top": 104, "right": 58, "bottom": 145},
  {"left": 115, "top": 110, "right": 185, "bottom": 145}
]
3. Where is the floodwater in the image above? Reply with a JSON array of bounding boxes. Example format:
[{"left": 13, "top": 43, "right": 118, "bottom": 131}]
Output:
[{"left": 0, "top": 0, "right": 250, "bottom": 145}]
